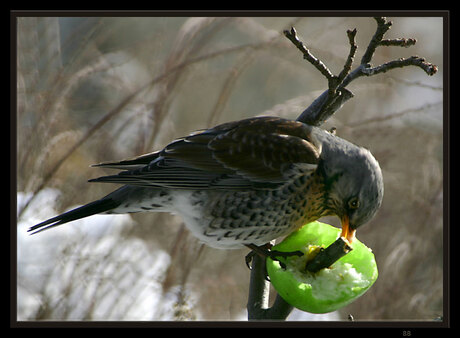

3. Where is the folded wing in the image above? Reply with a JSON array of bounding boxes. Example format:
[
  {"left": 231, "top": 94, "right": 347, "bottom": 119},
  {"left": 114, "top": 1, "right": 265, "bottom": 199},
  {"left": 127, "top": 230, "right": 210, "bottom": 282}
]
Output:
[{"left": 89, "top": 117, "right": 321, "bottom": 190}]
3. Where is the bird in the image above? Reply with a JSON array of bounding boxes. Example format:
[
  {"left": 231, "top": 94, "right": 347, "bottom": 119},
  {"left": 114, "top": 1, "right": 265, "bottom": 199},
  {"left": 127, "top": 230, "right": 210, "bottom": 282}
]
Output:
[{"left": 28, "top": 116, "right": 384, "bottom": 251}]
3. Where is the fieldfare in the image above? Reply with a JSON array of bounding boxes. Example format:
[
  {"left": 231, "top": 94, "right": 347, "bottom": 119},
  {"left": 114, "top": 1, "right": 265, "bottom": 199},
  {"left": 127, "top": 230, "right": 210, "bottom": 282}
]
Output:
[{"left": 29, "top": 116, "right": 384, "bottom": 248}]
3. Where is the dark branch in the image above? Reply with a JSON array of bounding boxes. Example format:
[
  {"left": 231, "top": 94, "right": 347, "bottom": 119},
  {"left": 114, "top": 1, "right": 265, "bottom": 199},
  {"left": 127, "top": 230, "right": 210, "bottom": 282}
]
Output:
[
  {"left": 246, "top": 253, "right": 270, "bottom": 319},
  {"left": 337, "top": 28, "right": 358, "bottom": 84},
  {"left": 284, "top": 25, "right": 360, "bottom": 126},
  {"left": 379, "top": 38, "right": 417, "bottom": 48},
  {"left": 291, "top": 27, "right": 357, "bottom": 126},
  {"left": 247, "top": 250, "right": 294, "bottom": 320},
  {"left": 361, "top": 17, "right": 393, "bottom": 65},
  {"left": 361, "top": 56, "right": 438, "bottom": 77},
  {"left": 283, "top": 27, "right": 334, "bottom": 82},
  {"left": 287, "top": 16, "right": 437, "bottom": 126}
]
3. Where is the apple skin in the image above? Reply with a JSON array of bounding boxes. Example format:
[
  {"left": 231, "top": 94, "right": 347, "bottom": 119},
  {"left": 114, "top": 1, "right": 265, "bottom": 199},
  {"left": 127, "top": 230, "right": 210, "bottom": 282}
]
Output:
[{"left": 266, "top": 221, "right": 378, "bottom": 314}]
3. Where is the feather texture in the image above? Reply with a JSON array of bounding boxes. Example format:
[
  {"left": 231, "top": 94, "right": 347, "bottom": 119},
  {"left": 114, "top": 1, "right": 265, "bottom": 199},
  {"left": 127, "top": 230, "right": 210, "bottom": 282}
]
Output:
[{"left": 89, "top": 117, "right": 321, "bottom": 190}]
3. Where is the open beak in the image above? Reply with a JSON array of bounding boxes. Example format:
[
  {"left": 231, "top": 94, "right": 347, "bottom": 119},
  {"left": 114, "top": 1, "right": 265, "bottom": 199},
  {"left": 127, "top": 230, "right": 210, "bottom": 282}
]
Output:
[{"left": 340, "top": 215, "right": 356, "bottom": 244}]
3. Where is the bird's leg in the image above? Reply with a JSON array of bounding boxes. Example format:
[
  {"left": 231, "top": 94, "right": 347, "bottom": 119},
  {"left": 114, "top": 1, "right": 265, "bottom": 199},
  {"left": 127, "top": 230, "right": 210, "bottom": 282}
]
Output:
[{"left": 245, "top": 243, "right": 304, "bottom": 270}]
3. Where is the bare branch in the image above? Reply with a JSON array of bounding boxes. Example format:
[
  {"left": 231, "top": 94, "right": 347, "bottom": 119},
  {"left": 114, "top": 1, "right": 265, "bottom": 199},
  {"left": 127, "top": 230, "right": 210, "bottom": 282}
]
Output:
[
  {"left": 337, "top": 28, "right": 358, "bottom": 84},
  {"left": 247, "top": 240, "right": 295, "bottom": 320},
  {"left": 283, "top": 27, "right": 335, "bottom": 82},
  {"left": 362, "top": 56, "right": 438, "bottom": 77},
  {"left": 305, "top": 237, "right": 352, "bottom": 273},
  {"left": 247, "top": 253, "right": 294, "bottom": 320},
  {"left": 361, "top": 17, "right": 393, "bottom": 64},
  {"left": 295, "top": 87, "right": 354, "bottom": 126},
  {"left": 283, "top": 17, "right": 437, "bottom": 126},
  {"left": 289, "top": 27, "right": 358, "bottom": 126},
  {"left": 379, "top": 38, "right": 417, "bottom": 48}
]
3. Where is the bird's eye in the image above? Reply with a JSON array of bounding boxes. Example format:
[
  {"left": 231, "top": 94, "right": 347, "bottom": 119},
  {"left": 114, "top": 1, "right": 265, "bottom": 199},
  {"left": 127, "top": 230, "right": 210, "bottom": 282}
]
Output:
[{"left": 348, "top": 197, "right": 360, "bottom": 209}]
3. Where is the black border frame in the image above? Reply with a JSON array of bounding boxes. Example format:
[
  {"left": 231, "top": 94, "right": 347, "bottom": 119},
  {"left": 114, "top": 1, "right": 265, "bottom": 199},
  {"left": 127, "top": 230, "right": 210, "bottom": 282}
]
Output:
[{"left": 10, "top": 10, "right": 450, "bottom": 330}]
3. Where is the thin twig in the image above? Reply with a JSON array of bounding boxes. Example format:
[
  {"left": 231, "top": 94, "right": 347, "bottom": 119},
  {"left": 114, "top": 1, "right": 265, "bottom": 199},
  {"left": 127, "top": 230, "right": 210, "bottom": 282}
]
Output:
[
  {"left": 379, "top": 38, "right": 417, "bottom": 48},
  {"left": 283, "top": 27, "right": 334, "bottom": 82},
  {"left": 337, "top": 29, "right": 358, "bottom": 85},
  {"left": 360, "top": 17, "right": 393, "bottom": 65},
  {"left": 361, "top": 56, "right": 438, "bottom": 77},
  {"left": 285, "top": 25, "right": 359, "bottom": 125},
  {"left": 291, "top": 26, "right": 358, "bottom": 126},
  {"left": 289, "top": 16, "right": 437, "bottom": 126},
  {"left": 305, "top": 237, "right": 352, "bottom": 273}
]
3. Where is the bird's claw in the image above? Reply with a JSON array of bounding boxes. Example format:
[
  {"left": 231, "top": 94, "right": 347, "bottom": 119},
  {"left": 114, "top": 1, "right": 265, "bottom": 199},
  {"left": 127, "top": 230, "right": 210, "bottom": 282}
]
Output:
[
  {"left": 245, "top": 244, "right": 304, "bottom": 271},
  {"left": 269, "top": 250, "right": 304, "bottom": 270},
  {"left": 245, "top": 250, "right": 256, "bottom": 270}
]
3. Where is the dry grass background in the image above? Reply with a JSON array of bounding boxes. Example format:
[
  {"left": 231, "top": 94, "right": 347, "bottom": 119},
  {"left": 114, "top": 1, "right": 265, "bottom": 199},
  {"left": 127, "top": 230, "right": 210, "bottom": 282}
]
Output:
[{"left": 16, "top": 16, "right": 444, "bottom": 321}]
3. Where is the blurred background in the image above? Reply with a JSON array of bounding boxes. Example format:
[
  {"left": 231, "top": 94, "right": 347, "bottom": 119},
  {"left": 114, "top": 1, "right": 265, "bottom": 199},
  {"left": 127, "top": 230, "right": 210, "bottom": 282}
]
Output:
[{"left": 16, "top": 16, "right": 444, "bottom": 321}]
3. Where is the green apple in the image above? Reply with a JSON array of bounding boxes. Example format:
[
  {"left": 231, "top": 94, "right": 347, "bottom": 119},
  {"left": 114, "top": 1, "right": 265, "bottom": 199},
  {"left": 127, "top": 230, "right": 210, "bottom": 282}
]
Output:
[{"left": 266, "top": 221, "right": 378, "bottom": 314}]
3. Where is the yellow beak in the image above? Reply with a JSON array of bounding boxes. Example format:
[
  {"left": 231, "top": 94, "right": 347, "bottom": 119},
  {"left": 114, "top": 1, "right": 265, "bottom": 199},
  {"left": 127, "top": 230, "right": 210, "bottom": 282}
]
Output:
[{"left": 340, "top": 215, "right": 356, "bottom": 244}]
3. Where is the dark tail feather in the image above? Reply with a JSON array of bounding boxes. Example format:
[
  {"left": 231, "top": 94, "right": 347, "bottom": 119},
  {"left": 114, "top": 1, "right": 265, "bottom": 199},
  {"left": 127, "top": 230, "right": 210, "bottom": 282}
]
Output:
[{"left": 28, "top": 198, "right": 121, "bottom": 235}]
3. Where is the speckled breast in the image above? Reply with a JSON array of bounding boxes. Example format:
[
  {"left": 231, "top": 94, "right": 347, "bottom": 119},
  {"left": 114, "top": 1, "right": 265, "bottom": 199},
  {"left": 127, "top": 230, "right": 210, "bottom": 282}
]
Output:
[{"left": 194, "top": 170, "right": 327, "bottom": 247}]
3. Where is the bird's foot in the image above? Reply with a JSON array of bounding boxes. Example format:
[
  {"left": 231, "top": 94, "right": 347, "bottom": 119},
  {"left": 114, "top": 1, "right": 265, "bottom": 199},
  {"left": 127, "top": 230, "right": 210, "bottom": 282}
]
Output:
[{"left": 245, "top": 243, "right": 304, "bottom": 270}]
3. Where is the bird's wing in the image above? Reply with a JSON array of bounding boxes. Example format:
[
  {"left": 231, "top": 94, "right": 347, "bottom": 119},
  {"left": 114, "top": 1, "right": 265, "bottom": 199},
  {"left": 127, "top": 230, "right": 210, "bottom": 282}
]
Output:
[
  {"left": 91, "top": 151, "right": 161, "bottom": 170},
  {"left": 89, "top": 116, "right": 321, "bottom": 190}
]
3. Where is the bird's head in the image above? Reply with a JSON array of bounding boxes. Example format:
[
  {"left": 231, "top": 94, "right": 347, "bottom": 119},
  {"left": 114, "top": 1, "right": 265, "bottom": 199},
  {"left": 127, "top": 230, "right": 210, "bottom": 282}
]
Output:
[{"left": 317, "top": 133, "right": 384, "bottom": 243}]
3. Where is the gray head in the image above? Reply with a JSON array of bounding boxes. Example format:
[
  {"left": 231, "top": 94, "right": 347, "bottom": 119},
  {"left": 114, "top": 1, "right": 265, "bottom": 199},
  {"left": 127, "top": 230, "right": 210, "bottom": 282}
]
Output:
[{"left": 314, "top": 129, "right": 384, "bottom": 242}]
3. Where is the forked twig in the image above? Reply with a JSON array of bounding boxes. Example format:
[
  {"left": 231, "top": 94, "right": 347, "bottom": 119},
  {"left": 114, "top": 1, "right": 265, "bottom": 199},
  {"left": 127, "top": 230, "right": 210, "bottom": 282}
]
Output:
[
  {"left": 283, "top": 26, "right": 335, "bottom": 83},
  {"left": 284, "top": 16, "right": 437, "bottom": 127}
]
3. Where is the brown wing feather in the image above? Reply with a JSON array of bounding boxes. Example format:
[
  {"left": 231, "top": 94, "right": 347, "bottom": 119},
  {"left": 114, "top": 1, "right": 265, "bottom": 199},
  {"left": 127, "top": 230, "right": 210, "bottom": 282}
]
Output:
[
  {"left": 91, "top": 151, "right": 161, "bottom": 170},
  {"left": 208, "top": 119, "right": 320, "bottom": 183},
  {"left": 89, "top": 117, "right": 321, "bottom": 189}
]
